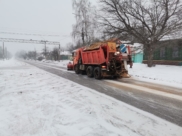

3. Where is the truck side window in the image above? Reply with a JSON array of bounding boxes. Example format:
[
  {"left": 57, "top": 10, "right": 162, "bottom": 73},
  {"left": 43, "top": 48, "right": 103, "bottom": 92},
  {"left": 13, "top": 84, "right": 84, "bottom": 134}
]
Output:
[{"left": 74, "top": 52, "right": 77, "bottom": 57}]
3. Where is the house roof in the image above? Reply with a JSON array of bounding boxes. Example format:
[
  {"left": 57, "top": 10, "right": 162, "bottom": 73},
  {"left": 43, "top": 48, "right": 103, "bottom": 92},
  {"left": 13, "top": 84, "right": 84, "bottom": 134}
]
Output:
[
  {"left": 130, "top": 43, "right": 143, "bottom": 54},
  {"left": 60, "top": 51, "right": 71, "bottom": 55}
]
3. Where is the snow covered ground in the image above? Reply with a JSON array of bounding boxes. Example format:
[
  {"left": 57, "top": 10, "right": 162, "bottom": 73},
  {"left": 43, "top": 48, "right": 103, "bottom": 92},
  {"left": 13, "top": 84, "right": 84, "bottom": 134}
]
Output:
[
  {"left": 41, "top": 59, "right": 70, "bottom": 67},
  {"left": 129, "top": 63, "right": 182, "bottom": 88},
  {"left": 40, "top": 59, "right": 182, "bottom": 89},
  {"left": 0, "top": 58, "right": 24, "bottom": 67},
  {"left": 0, "top": 59, "right": 182, "bottom": 136}
]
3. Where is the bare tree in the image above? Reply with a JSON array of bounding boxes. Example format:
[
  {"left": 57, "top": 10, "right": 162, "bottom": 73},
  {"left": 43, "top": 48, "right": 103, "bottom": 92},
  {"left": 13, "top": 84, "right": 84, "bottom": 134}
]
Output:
[
  {"left": 72, "top": 0, "right": 98, "bottom": 46},
  {"left": 2, "top": 48, "right": 12, "bottom": 59},
  {"left": 15, "top": 50, "right": 26, "bottom": 59},
  {"left": 26, "top": 51, "right": 36, "bottom": 60},
  {"left": 33, "top": 51, "right": 36, "bottom": 60},
  {"left": 0, "top": 46, "right": 3, "bottom": 59},
  {"left": 51, "top": 47, "right": 59, "bottom": 61},
  {"left": 99, "top": 0, "right": 182, "bottom": 67},
  {"left": 42, "top": 46, "right": 49, "bottom": 59},
  {"left": 66, "top": 43, "right": 75, "bottom": 52}
]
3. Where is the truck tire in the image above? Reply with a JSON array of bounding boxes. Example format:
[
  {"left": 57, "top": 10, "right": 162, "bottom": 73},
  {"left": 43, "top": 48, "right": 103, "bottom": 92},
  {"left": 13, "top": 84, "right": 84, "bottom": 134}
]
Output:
[
  {"left": 75, "top": 64, "right": 80, "bottom": 74},
  {"left": 86, "top": 66, "right": 94, "bottom": 77},
  {"left": 112, "top": 75, "right": 117, "bottom": 79},
  {"left": 81, "top": 70, "right": 86, "bottom": 75},
  {"left": 94, "top": 67, "right": 102, "bottom": 79}
]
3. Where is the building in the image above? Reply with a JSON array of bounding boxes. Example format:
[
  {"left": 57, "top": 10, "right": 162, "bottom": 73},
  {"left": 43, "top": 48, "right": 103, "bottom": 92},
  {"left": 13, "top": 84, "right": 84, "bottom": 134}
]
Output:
[
  {"left": 130, "top": 43, "right": 143, "bottom": 63},
  {"left": 60, "top": 51, "right": 72, "bottom": 60},
  {"left": 143, "top": 39, "right": 182, "bottom": 66}
]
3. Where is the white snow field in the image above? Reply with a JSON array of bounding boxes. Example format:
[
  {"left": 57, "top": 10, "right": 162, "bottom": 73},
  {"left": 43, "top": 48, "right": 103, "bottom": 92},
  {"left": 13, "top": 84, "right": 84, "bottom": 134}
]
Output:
[
  {"left": 0, "top": 59, "right": 182, "bottom": 136},
  {"left": 129, "top": 63, "right": 182, "bottom": 89},
  {"left": 41, "top": 59, "right": 70, "bottom": 67}
]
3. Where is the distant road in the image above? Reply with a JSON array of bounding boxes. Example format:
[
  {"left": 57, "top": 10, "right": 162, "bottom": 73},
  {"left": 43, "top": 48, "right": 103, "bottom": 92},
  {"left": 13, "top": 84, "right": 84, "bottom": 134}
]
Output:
[{"left": 24, "top": 60, "right": 182, "bottom": 127}]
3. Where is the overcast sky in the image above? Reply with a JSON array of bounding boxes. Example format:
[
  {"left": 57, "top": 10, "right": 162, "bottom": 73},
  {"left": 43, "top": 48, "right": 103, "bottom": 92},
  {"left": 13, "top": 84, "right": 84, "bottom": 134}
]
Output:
[{"left": 0, "top": 0, "right": 97, "bottom": 55}]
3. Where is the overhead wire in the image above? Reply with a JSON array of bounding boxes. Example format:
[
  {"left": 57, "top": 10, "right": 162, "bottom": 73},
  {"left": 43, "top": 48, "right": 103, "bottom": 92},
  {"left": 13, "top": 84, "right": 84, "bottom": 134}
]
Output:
[
  {"left": 0, "top": 27, "right": 73, "bottom": 46},
  {"left": 0, "top": 32, "right": 60, "bottom": 37},
  {"left": 0, "top": 38, "right": 60, "bottom": 45}
]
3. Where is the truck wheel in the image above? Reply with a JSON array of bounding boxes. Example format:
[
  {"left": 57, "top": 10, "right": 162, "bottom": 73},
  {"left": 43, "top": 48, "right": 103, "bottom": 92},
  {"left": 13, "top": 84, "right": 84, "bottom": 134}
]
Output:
[
  {"left": 112, "top": 75, "right": 117, "bottom": 79},
  {"left": 86, "top": 66, "right": 94, "bottom": 77},
  {"left": 94, "top": 67, "right": 102, "bottom": 79},
  {"left": 81, "top": 70, "right": 86, "bottom": 75},
  {"left": 75, "top": 64, "right": 80, "bottom": 74}
]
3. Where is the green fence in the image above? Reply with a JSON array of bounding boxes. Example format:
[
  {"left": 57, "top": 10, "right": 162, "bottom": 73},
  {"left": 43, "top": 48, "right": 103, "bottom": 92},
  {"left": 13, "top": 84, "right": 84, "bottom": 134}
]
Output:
[
  {"left": 144, "top": 39, "right": 182, "bottom": 61},
  {"left": 60, "top": 55, "right": 72, "bottom": 60},
  {"left": 132, "top": 53, "right": 143, "bottom": 63}
]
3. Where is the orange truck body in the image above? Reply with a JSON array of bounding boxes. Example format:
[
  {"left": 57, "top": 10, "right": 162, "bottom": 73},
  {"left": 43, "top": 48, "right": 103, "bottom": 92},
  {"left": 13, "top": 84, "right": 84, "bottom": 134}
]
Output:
[{"left": 70, "top": 40, "right": 132, "bottom": 79}]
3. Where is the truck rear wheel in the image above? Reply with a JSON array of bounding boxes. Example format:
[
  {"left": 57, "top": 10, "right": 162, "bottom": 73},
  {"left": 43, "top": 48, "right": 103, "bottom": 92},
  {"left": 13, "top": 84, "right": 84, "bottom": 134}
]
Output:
[
  {"left": 86, "top": 66, "right": 94, "bottom": 77},
  {"left": 94, "top": 67, "right": 102, "bottom": 79},
  {"left": 74, "top": 64, "right": 80, "bottom": 74}
]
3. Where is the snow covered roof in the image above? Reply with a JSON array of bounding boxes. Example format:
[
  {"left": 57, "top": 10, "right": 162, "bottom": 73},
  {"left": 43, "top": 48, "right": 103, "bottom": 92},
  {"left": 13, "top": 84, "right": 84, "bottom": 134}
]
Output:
[
  {"left": 120, "top": 41, "right": 131, "bottom": 44},
  {"left": 60, "top": 51, "right": 71, "bottom": 55},
  {"left": 160, "top": 31, "right": 182, "bottom": 41},
  {"left": 72, "top": 49, "right": 77, "bottom": 52},
  {"left": 130, "top": 43, "right": 143, "bottom": 54}
]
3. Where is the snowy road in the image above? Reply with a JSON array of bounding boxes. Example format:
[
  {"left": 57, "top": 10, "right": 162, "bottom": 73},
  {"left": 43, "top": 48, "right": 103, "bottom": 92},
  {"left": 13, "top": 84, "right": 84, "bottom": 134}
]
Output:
[
  {"left": 1, "top": 59, "right": 182, "bottom": 136},
  {"left": 25, "top": 60, "right": 182, "bottom": 127}
]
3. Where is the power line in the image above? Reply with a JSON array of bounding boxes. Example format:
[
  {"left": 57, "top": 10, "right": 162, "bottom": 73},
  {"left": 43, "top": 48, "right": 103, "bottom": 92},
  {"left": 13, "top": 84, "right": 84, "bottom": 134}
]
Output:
[
  {"left": 0, "top": 38, "right": 60, "bottom": 45},
  {"left": 0, "top": 32, "right": 60, "bottom": 37}
]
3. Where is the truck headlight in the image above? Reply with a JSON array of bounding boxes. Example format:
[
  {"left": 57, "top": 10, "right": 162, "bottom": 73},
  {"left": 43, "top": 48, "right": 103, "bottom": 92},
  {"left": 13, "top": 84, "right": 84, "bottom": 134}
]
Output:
[{"left": 114, "top": 52, "right": 120, "bottom": 55}]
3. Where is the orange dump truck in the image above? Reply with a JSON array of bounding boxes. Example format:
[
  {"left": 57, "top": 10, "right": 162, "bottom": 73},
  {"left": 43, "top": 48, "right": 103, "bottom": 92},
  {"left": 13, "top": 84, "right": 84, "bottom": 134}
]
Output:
[{"left": 69, "top": 40, "right": 132, "bottom": 79}]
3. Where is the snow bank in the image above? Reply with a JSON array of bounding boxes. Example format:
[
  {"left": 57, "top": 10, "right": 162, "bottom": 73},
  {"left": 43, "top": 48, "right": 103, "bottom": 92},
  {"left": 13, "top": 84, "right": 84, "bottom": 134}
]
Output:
[
  {"left": 0, "top": 58, "right": 24, "bottom": 67},
  {"left": 56, "top": 60, "right": 71, "bottom": 67},
  {"left": 0, "top": 59, "right": 182, "bottom": 136},
  {"left": 129, "top": 63, "right": 182, "bottom": 88},
  {"left": 41, "top": 59, "right": 71, "bottom": 67}
]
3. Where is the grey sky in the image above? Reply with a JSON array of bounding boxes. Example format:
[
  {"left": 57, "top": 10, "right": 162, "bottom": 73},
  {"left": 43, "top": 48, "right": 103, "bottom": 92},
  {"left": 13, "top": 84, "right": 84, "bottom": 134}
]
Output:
[{"left": 0, "top": 0, "right": 97, "bottom": 55}]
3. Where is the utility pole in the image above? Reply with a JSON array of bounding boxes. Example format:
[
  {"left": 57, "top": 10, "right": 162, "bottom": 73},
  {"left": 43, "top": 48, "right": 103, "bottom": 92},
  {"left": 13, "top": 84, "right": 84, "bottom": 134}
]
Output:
[
  {"left": 58, "top": 44, "right": 60, "bottom": 62},
  {"left": 5, "top": 47, "right": 7, "bottom": 59},
  {"left": 3, "top": 42, "right": 4, "bottom": 61},
  {"left": 34, "top": 48, "right": 37, "bottom": 60},
  {"left": 43, "top": 41, "right": 47, "bottom": 60},
  {"left": 45, "top": 41, "right": 47, "bottom": 59}
]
